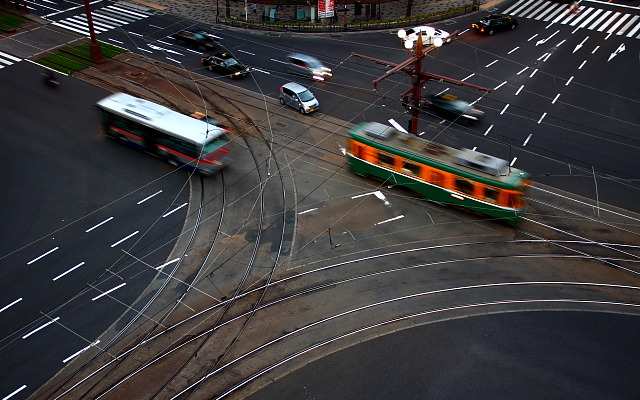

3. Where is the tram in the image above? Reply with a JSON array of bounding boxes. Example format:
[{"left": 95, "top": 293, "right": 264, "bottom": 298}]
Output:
[{"left": 346, "top": 122, "right": 531, "bottom": 225}]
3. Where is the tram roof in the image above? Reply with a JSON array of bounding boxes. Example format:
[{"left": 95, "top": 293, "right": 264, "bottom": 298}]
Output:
[
  {"left": 349, "top": 122, "right": 530, "bottom": 186},
  {"left": 96, "top": 92, "right": 225, "bottom": 146}
]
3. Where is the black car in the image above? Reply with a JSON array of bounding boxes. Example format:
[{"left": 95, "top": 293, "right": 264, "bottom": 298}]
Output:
[
  {"left": 424, "top": 94, "right": 484, "bottom": 124},
  {"left": 172, "top": 30, "right": 216, "bottom": 50},
  {"left": 471, "top": 14, "right": 518, "bottom": 35},
  {"left": 201, "top": 52, "right": 251, "bottom": 79}
]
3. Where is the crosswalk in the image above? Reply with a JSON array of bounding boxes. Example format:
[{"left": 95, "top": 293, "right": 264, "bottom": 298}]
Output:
[
  {"left": 503, "top": 0, "right": 640, "bottom": 38},
  {"left": 0, "top": 51, "right": 22, "bottom": 69},
  {"left": 50, "top": 2, "right": 153, "bottom": 37}
]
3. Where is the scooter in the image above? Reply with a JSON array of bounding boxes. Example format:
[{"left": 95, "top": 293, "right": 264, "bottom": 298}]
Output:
[{"left": 43, "top": 71, "right": 59, "bottom": 87}]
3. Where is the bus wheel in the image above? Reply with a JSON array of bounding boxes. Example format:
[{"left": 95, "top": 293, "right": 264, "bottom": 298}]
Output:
[{"left": 167, "top": 157, "right": 179, "bottom": 167}]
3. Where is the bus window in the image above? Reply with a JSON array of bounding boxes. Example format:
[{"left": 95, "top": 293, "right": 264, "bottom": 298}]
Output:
[
  {"left": 455, "top": 177, "right": 475, "bottom": 195},
  {"left": 483, "top": 186, "right": 500, "bottom": 203},
  {"left": 378, "top": 152, "right": 395, "bottom": 169},
  {"left": 401, "top": 161, "right": 421, "bottom": 176}
]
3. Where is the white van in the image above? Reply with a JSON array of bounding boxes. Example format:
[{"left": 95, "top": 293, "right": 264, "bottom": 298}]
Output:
[
  {"left": 285, "top": 53, "right": 332, "bottom": 81},
  {"left": 279, "top": 82, "right": 319, "bottom": 114}
]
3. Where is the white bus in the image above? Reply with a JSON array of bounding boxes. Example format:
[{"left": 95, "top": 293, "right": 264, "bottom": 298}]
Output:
[{"left": 96, "top": 92, "right": 232, "bottom": 175}]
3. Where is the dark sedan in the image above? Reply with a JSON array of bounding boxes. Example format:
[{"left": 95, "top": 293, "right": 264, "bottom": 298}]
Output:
[
  {"left": 424, "top": 94, "right": 484, "bottom": 124},
  {"left": 173, "top": 30, "right": 216, "bottom": 51},
  {"left": 471, "top": 14, "right": 518, "bottom": 35},
  {"left": 201, "top": 53, "right": 251, "bottom": 79}
]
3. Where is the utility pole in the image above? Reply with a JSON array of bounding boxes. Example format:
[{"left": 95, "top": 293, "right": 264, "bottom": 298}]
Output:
[
  {"left": 352, "top": 31, "right": 492, "bottom": 135},
  {"left": 82, "top": 0, "right": 104, "bottom": 64}
]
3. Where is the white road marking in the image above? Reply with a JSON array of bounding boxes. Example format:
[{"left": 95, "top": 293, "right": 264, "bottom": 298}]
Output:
[
  {"left": 156, "top": 258, "right": 180, "bottom": 270},
  {"left": 2, "top": 385, "right": 27, "bottom": 399},
  {"left": 376, "top": 215, "right": 404, "bottom": 225},
  {"left": 483, "top": 124, "right": 493, "bottom": 136},
  {"left": 538, "top": 112, "right": 547, "bottom": 124},
  {"left": 0, "top": 51, "right": 22, "bottom": 62},
  {"left": 27, "top": 247, "right": 59, "bottom": 265},
  {"left": 53, "top": 262, "right": 85, "bottom": 281},
  {"left": 374, "top": 190, "right": 391, "bottom": 206},
  {"left": 461, "top": 73, "right": 475, "bottom": 81},
  {"left": 0, "top": 298, "right": 22, "bottom": 313},
  {"left": 63, "top": 340, "right": 100, "bottom": 363},
  {"left": 86, "top": 217, "right": 113, "bottom": 232},
  {"left": 92, "top": 283, "right": 126, "bottom": 301},
  {"left": 162, "top": 203, "right": 187, "bottom": 218},
  {"left": 110, "top": 231, "right": 139, "bottom": 247},
  {"left": 22, "top": 317, "right": 60, "bottom": 339},
  {"left": 137, "top": 190, "right": 163, "bottom": 204},
  {"left": 388, "top": 119, "right": 408, "bottom": 133}
]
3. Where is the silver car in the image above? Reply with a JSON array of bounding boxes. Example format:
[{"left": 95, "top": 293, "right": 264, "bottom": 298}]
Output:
[
  {"left": 279, "top": 82, "right": 319, "bottom": 114},
  {"left": 285, "top": 53, "right": 332, "bottom": 81}
]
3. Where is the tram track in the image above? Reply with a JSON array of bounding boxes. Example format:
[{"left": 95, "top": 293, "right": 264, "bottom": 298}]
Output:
[
  {"left": 35, "top": 170, "right": 223, "bottom": 399},
  {"left": 48, "top": 236, "right": 640, "bottom": 399},
  {"left": 46, "top": 55, "right": 640, "bottom": 400},
  {"left": 63, "top": 59, "right": 293, "bottom": 399}
]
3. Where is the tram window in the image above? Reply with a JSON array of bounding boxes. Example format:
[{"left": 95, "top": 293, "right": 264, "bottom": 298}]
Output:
[
  {"left": 401, "top": 161, "right": 421, "bottom": 176},
  {"left": 484, "top": 186, "right": 500, "bottom": 203},
  {"left": 455, "top": 177, "right": 475, "bottom": 195},
  {"left": 431, "top": 171, "right": 445, "bottom": 186},
  {"left": 378, "top": 152, "right": 395, "bottom": 168}
]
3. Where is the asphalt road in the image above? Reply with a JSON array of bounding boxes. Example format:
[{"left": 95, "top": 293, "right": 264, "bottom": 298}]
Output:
[
  {"left": 248, "top": 312, "right": 640, "bottom": 400},
  {"left": 78, "top": 1, "right": 640, "bottom": 213},
  {"left": 0, "top": 0, "right": 639, "bottom": 398},
  {"left": 0, "top": 61, "right": 190, "bottom": 398}
]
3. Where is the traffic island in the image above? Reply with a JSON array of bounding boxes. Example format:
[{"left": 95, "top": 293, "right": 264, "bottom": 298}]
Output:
[
  {"left": 0, "top": 9, "right": 28, "bottom": 33},
  {"left": 34, "top": 41, "right": 127, "bottom": 74}
]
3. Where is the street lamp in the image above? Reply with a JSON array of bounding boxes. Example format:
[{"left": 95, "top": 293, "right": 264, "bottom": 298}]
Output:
[{"left": 402, "top": 31, "right": 443, "bottom": 52}]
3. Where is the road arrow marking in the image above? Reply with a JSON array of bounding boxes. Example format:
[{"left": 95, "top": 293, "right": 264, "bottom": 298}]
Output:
[
  {"left": 608, "top": 43, "right": 625, "bottom": 62},
  {"left": 573, "top": 36, "right": 589, "bottom": 53},
  {"left": 536, "top": 30, "right": 559, "bottom": 46}
]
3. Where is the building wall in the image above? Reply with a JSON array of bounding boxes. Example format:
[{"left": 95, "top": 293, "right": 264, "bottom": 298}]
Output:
[{"left": 151, "top": 0, "right": 471, "bottom": 25}]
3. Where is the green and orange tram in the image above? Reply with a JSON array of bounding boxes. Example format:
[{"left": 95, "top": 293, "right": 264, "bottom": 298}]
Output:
[{"left": 346, "top": 122, "right": 531, "bottom": 225}]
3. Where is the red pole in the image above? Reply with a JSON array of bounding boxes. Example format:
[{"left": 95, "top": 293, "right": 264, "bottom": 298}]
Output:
[
  {"left": 409, "top": 33, "right": 424, "bottom": 135},
  {"left": 83, "top": 0, "right": 104, "bottom": 64}
]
